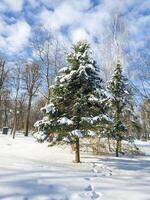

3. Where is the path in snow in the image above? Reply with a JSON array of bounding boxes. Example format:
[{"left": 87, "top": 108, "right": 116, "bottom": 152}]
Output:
[{"left": 0, "top": 134, "right": 150, "bottom": 200}]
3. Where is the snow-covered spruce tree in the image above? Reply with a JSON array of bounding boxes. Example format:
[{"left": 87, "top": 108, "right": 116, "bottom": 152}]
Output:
[
  {"left": 106, "top": 60, "right": 134, "bottom": 157},
  {"left": 34, "top": 41, "right": 109, "bottom": 163}
]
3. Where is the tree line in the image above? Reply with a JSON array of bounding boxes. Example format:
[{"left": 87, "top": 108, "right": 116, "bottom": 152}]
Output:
[
  {"left": 33, "top": 41, "right": 149, "bottom": 162},
  {"left": 0, "top": 27, "right": 149, "bottom": 146}
]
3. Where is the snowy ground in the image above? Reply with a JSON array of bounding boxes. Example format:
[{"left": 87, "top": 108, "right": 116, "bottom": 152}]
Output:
[{"left": 0, "top": 133, "right": 150, "bottom": 200}]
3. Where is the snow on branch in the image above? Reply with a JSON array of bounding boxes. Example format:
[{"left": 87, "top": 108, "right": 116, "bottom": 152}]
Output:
[
  {"left": 40, "top": 103, "right": 56, "bottom": 114},
  {"left": 81, "top": 114, "right": 112, "bottom": 124},
  {"left": 70, "top": 129, "right": 83, "bottom": 138},
  {"left": 34, "top": 131, "right": 47, "bottom": 141},
  {"left": 34, "top": 116, "right": 51, "bottom": 128},
  {"left": 57, "top": 117, "right": 73, "bottom": 125}
]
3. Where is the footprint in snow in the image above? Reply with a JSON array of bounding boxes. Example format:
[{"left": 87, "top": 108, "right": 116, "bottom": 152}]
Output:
[
  {"left": 84, "top": 177, "right": 91, "bottom": 181},
  {"left": 70, "top": 184, "right": 102, "bottom": 200},
  {"left": 91, "top": 163, "right": 112, "bottom": 177}
]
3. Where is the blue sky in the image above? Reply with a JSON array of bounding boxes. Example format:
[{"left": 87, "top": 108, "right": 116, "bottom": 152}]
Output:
[{"left": 0, "top": 0, "right": 150, "bottom": 68}]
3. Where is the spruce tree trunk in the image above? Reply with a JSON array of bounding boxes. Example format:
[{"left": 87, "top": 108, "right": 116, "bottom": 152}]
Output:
[
  {"left": 74, "top": 138, "right": 80, "bottom": 163},
  {"left": 116, "top": 101, "right": 121, "bottom": 157},
  {"left": 107, "top": 135, "right": 111, "bottom": 152},
  {"left": 25, "top": 95, "right": 32, "bottom": 137},
  {"left": 116, "top": 140, "right": 119, "bottom": 157}
]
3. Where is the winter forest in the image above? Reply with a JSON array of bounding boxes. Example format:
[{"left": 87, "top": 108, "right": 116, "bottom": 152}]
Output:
[{"left": 0, "top": 0, "right": 150, "bottom": 200}]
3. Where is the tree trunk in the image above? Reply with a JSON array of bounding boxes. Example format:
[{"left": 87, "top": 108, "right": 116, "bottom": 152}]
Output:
[
  {"left": 46, "top": 63, "right": 51, "bottom": 104},
  {"left": 0, "top": 97, "right": 2, "bottom": 127},
  {"left": 74, "top": 138, "right": 80, "bottom": 163},
  {"left": 116, "top": 140, "right": 119, "bottom": 157},
  {"left": 12, "top": 100, "right": 18, "bottom": 139},
  {"left": 12, "top": 115, "right": 17, "bottom": 139},
  {"left": 25, "top": 95, "right": 32, "bottom": 136},
  {"left": 119, "top": 140, "right": 122, "bottom": 152},
  {"left": 47, "top": 87, "right": 51, "bottom": 104},
  {"left": 4, "top": 104, "right": 8, "bottom": 127},
  {"left": 107, "top": 135, "right": 111, "bottom": 152}
]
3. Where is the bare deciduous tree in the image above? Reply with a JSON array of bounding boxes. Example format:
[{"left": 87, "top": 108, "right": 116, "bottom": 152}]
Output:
[
  {"left": 140, "top": 99, "right": 150, "bottom": 140},
  {"left": 0, "top": 59, "right": 10, "bottom": 128},
  {"left": 11, "top": 65, "right": 22, "bottom": 138},
  {"left": 31, "top": 28, "right": 65, "bottom": 103},
  {"left": 23, "top": 63, "right": 41, "bottom": 136},
  {"left": 0, "top": 59, "right": 8, "bottom": 91},
  {"left": 17, "top": 93, "right": 27, "bottom": 130},
  {"left": 97, "top": 11, "right": 128, "bottom": 81}
]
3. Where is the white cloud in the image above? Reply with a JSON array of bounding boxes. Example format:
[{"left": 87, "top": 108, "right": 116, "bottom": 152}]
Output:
[
  {"left": 37, "top": 0, "right": 122, "bottom": 44},
  {"left": 70, "top": 28, "right": 89, "bottom": 43},
  {"left": 38, "top": 3, "right": 82, "bottom": 31},
  {"left": 0, "top": 0, "right": 149, "bottom": 72},
  {"left": 8, "top": 21, "right": 31, "bottom": 52},
  {"left": 0, "top": 17, "right": 6, "bottom": 32},
  {"left": 0, "top": 19, "right": 31, "bottom": 55},
  {"left": 0, "top": 2, "right": 5, "bottom": 11},
  {"left": 38, "top": 8, "right": 54, "bottom": 29},
  {"left": 40, "top": 0, "right": 61, "bottom": 9},
  {"left": 66, "top": 0, "right": 91, "bottom": 11},
  {"left": 0, "top": 0, "right": 24, "bottom": 12},
  {"left": 40, "top": 0, "right": 91, "bottom": 10},
  {"left": 36, "top": 0, "right": 150, "bottom": 73}
]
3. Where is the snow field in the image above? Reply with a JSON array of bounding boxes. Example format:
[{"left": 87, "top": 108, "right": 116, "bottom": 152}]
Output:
[{"left": 0, "top": 133, "right": 150, "bottom": 200}]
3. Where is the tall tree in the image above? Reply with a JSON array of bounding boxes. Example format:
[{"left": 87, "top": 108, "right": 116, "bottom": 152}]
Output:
[
  {"left": 140, "top": 99, "right": 150, "bottom": 140},
  {"left": 0, "top": 59, "right": 8, "bottom": 92},
  {"left": 34, "top": 41, "right": 108, "bottom": 163},
  {"left": 98, "top": 11, "right": 128, "bottom": 81},
  {"left": 31, "top": 28, "right": 65, "bottom": 103},
  {"left": 11, "top": 65, "right": 22, "bottom": 138},
  {"left": 106, "top": 60, "right": 134, "bottom": 157},
  {"left": 17, "top": 93, "right": 27, "bottom": 131},
  {"left": 0, "top": 59, "right": 10, "bottom": 128},
  {"left": 23, "top": 63, "right": 41, "bottom": 136}
]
